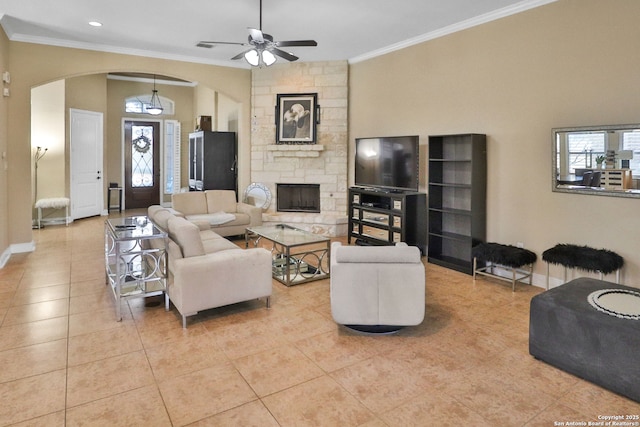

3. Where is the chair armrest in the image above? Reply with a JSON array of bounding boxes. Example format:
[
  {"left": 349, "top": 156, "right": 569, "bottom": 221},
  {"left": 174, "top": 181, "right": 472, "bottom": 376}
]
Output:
[{"left": 236, "top": 202, "right": 263, "bottom": 225}]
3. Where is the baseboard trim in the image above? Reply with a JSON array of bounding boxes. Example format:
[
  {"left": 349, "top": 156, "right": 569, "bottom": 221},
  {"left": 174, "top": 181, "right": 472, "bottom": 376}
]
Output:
[
  {"left": 0, "top": 246, "right": 11, "bottom": 268},
  {"left": 11, "top": 241, "right": 36, "bottom": 254}
]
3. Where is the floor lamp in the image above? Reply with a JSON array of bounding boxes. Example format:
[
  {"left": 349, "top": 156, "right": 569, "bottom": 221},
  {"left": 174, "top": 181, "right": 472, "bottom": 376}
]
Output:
[{"left": 33, "top": 146, "right": 48, "bottom": 229}]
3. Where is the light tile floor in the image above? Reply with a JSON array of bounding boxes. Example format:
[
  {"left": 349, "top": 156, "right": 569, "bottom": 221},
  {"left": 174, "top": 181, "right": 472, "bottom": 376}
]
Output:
[{"left": 0, "top": 212, "right": 638, "bottom": 426}]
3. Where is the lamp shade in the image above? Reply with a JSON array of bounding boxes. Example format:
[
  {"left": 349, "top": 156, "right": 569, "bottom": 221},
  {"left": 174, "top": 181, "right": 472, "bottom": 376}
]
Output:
[
  {"left": 147, "top": 89, "right": 163, "bottom": 115},
  {"left": 244, "top": 50, "right": 260, "bottom": 66},
  {"left": 262, "top": 50, "right": 276, "bottom": 66}
]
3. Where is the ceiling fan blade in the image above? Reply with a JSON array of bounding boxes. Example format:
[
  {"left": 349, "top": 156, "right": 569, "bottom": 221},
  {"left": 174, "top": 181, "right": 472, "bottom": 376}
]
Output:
[
  {"left": 275, "top": 40, "right": 318, "bottom": 47},
  {"left": 248, "top": 28, "right": 264, "bottom": 44},
  {"left": 199, "top": 41, "right": 247, "bottom": 46},
  {"left": 270, "top": 48, "right": 299, "bottom": 62},
  {"left": 231, "top": 49, "right": 254, "bottom": 60}
]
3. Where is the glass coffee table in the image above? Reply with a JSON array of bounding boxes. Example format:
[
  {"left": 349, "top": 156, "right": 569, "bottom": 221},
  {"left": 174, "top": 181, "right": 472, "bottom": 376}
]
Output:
[{"left": 245, "top": 224, "right": 331, "bottom": 286}]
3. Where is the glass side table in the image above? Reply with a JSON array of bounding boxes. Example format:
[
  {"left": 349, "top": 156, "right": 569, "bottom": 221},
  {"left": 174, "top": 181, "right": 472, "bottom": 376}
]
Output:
[{"left": 105, "top": 216, "right": 168, "bottom": 321}]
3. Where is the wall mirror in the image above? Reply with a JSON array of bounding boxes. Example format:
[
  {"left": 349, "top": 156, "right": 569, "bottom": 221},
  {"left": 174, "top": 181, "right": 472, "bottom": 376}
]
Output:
[
  {"left": 243, "top": 183, "right": 272, "bottom": 209},
  {"left": 553, "top": 124, "right": 640, "bottom": 198}
]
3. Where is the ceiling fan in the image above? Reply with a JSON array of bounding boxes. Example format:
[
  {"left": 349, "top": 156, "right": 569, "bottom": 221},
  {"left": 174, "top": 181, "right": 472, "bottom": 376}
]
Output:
[{"left": 197, "top": 0, "right": 317, "bottom": 66}]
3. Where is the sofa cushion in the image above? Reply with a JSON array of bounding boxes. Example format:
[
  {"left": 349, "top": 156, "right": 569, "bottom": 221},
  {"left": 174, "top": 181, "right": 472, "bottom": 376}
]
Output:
[
  {"left": 205, "top": 190, "right": 237, "bottom": 213},
  {"left": 172, "top": 192, "right": 208, "bottom": 215},
  {"left": 153, "top": 209, "right": 175, "bottom": 231},
  {"left": 168, "top": 217, "right": 205, "bottom": 258},
  {"left": 199, "top": 230, "right": 225, "bottom": 242},
  {"left": 216, "top": 213, "right": 251, "bottom": 227},
  {"left": 186, "top": 212, "right": 236, "bottom": 225},
  {"left": 334, "top": 243, "right": 421, "bottom": 264},
  {"left": 202, "top": 238, "right": 240, "bottom": 253}
]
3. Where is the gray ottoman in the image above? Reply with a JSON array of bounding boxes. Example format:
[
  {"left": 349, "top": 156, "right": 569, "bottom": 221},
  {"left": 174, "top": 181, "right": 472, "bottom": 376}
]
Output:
[{"left": 529, "top": 278, "right": 640, "bottom": 402}]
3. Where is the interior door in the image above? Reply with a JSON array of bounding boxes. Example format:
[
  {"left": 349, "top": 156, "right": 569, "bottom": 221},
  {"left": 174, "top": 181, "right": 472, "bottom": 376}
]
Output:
[
  {"left": 124, "top": 120, "right": 161, "bottom": 209},
  {"left": 70, "top": 109, "right": 104, "bottom": 219}
]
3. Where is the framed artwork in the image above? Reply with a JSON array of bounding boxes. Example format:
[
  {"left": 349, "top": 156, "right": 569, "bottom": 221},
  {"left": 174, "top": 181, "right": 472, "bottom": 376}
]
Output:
[{"left": 275, "top": 93, "right": 319, "bottom": 144}]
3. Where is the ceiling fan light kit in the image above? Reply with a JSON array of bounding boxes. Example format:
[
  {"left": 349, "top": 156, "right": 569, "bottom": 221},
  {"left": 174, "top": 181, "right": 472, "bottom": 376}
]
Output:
[
  {"left": 245, "top": 49, "right": 277, "bottom": 67},
  {"left": 198, "top": 0, "right": 317, "bottom": 67}
]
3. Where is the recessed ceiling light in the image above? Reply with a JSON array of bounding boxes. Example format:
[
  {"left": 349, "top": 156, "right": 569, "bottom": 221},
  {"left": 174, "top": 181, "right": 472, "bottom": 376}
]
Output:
[{"left": 88, "top": 21, "right": 103, "bottom": 27}]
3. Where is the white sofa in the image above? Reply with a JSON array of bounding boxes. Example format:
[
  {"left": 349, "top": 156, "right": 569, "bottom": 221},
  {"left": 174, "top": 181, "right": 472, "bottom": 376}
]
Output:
[
  {"left": 330, "top": 242, "right": 425, "bottom": 331},
  {"left": 148, "top": 207, "right": 272, "bottom": 328},
  {"left": 171, "top": 190, "right": 262, "bottom": 238}
]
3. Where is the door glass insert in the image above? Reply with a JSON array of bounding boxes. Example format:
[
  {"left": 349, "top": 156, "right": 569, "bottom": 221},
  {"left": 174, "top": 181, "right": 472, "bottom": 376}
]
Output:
[{"left": 131, "top": 125, "right": 154, "bottom": 188}]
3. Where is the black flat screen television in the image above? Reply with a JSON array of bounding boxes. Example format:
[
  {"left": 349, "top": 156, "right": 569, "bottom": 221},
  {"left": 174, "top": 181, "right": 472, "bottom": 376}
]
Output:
[{"left": 354, "top": 135, "right": 419, "bottom": 192}]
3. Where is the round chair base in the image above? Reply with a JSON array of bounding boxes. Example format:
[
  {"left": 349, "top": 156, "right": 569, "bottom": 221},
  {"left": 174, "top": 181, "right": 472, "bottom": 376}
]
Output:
[{"left": 344, "top": 324, "right": 404, "bottom": 334}]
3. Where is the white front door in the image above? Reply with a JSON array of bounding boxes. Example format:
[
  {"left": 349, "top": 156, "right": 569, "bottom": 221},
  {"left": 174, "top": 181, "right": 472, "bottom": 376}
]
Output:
[{"left": 70, "top": 109, "right": 104, "bottom": 219}]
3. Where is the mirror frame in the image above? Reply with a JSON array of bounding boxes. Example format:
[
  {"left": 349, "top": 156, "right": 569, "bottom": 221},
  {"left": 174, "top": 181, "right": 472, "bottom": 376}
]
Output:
[
  {"left": 552, "top": 124, "right": 640, "bottom": 199},
  {"left": 243, "top": 182, "right": 272, "bottom": 210}
]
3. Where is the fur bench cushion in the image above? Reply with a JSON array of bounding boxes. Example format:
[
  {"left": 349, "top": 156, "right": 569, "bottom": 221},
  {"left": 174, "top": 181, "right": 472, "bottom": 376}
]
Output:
[
  {"left": 472, "top": 242, "right": 537, "bottom": 268},
  {"left": 35, "top": 198, "right": 70, "bottom": 209},
  {"left": 542, "top": 244, "right": 623, "bottom": 274}
]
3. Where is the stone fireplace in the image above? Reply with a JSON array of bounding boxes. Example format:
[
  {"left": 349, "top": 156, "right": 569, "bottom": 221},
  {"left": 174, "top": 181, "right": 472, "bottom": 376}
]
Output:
[
  {"left": 249, "top": 61, "right": 349, "bottom": 237},
  {"left": 277, "top": 184, "right": 320, "bottom": 213}
]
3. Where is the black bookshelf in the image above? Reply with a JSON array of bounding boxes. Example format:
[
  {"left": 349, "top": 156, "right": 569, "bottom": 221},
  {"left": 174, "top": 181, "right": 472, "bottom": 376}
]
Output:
[{"left": 427, "top": 134, "right": 486, "bottom": 274}]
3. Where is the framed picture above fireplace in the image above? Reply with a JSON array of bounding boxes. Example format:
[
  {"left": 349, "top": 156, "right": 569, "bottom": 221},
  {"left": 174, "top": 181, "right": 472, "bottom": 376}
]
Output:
[{"left": 275, "top": 93, "right": 319, "bottom": 144}]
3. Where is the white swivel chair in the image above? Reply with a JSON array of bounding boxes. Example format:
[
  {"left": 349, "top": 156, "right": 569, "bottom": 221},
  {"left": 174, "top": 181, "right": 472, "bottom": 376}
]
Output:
[{"left": 330, "top": 242, "right": 425, "bottom": 333}]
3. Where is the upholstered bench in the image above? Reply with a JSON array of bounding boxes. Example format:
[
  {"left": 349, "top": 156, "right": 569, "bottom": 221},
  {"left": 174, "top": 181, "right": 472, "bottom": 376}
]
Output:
[
  {"left": 542, "top": 244, "right": 623, "bottom": 289},
  {"left": 529, "top": 278, "right": 640, "bottom": 402},
  {"left": 472, "top": 242, "right": 537, "bottom": 291},
  {"left": 34, "top": 197, "right": 70, "bottom": 229}
]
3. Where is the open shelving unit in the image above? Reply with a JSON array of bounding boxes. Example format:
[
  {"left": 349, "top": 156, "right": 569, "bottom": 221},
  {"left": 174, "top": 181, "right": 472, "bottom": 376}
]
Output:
[{"left": 428, "top": 134, "right": 486, "bottom": 274}]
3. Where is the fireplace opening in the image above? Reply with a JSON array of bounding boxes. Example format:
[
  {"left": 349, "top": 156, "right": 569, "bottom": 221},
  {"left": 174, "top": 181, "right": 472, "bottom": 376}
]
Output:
[{"left": 277, "top": 184, "right": 320, "bottom": 213}]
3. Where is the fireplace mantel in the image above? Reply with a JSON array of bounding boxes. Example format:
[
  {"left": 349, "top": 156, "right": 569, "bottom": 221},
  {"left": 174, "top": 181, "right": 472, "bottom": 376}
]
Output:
[{"left": 266, "top": 144, "right": 325, "bottom": 158}]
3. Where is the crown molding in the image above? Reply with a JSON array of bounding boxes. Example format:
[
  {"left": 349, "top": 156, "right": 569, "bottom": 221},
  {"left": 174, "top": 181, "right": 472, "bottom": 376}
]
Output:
[
  {"left": 349, "top": 0, "right": 558, "bottom": 64},
  {"left": 6, "top": 32, "right": 250, "bottom": 70}
]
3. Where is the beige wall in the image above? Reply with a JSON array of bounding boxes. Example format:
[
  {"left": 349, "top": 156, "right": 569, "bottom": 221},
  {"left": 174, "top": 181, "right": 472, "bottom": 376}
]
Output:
[
  {"left": 31, "top": 80, "right": 65, "bottom": 214},
  {"left": 4, "top": 41, "right": 251, "bottom": 248},
  {"left": 349, "top": 0, "right": 640, "bottom": 286},
  {"left": 0, "top": 29, "right": 9, "bottom": 264},
  {"left": 194, "top": 85, "right": 216, "bottom": 129},
  {"left": 217, "top": 92, "right": 239, "bottom": 133}
]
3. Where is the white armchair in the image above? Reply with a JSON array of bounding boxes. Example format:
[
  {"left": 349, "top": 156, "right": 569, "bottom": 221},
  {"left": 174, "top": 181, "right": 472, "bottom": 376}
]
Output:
[{"left": 330, "top": 242, "right": 425, "bottom": 332}]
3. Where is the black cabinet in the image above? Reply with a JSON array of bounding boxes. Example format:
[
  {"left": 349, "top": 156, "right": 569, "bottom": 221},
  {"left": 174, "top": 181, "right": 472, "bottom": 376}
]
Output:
[
  {"left": 188, "top": 131, "right": 237, "bottom": 192},
  {"left": 348, "top": 187, "right": 427, "bottom": 255},
  {"left": 427, "top": 133, "right": 486, "bottom": 274}
]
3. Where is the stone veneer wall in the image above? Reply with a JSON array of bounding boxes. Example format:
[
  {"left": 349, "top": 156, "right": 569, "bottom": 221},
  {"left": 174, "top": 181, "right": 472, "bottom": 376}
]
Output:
[{"left": 250, "top": 61, "right": 349, "bottom": 236}]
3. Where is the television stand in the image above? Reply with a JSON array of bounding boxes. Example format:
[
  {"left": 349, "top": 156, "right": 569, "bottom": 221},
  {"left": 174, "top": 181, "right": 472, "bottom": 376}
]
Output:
[{"left": 348, "top": 187, "right": 426, "bottom": 255}]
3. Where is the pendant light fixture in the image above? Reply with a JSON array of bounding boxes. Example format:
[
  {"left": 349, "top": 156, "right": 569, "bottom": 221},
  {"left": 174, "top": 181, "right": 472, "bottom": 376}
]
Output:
[{"left": 146, "top": 75, "right": 163, "bottom": 115}]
